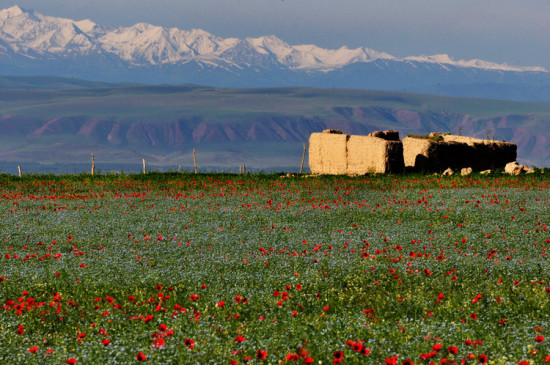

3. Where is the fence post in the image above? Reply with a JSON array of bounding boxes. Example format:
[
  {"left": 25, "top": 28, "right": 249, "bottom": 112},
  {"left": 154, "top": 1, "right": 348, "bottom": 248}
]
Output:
[
  {"left": 243, "top": 163, "right": 246, "bottom": 175},
  {"left": 18, "top": 165, "right": 22, "bottom": 178},
  {"left": 91, "top": 153, "right": 95, "bottom": 176},
  {"left": 193, "top": 148, "right": 197, "bottom": 174},
  {"left": 300, "top": 142, "right": 307, "bottom": 174},
  {"left": 142, "top": 158, "right": 146, "bottom": 174}
]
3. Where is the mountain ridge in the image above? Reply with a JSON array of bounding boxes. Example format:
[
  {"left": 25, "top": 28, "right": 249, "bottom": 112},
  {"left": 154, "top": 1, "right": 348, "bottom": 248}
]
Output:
[{"left": 1, "top": 5, "right": 550, "bottom": 101}]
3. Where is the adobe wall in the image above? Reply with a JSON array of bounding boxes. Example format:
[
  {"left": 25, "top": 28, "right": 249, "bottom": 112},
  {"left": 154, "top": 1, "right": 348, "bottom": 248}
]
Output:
[
  {"left": 309, "top": 130, "right": 404, "bottom": 174},
  {"left": 442, "top": 135, "right": 517, "bottom": 170},
  {"left": 308, "top": 132, "right": 349, "bottom": 175},
  {"left": 403, "top": 134, "right": 517, "bottom": 172}
]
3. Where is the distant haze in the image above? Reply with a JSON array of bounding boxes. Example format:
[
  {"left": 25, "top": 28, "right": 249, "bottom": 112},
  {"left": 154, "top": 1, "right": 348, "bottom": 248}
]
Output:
[{"left": 1, "top": 0, "right": 549, "bottom": 71}]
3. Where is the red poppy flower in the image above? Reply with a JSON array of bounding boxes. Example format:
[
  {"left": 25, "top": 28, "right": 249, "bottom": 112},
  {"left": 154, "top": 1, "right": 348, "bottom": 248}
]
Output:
[
  {"left": 256, "top": 349, "right": 267, "bottom": 360},
  {"left": 136, "top": 352, "right": 146, "bottom": 361},
  {"left": 28, "top": 346, "right": 39, "bottom": 353},
  {"left": 152, "top": 338, "right": 165, "bottom": 349},
  {"left": 361, "top": 347, "right": 371, "bottom": 355},
  {"left": 101, "top": 339, "right": 110, "bottom": 346},
  {"left": 66, "top": 358, "right": 77, "bottom": 365},
  {"left": 184, "top": 339, "right": 195, "bottom": 349},
  {"left": 352, "top": 342, "right": 363, "bottom": 352},
  {"left": 448, "top": 346, "right": 458, "bottom": 354},
  {"left": 536, "top": 335, "right": 545, "bottom": 343},
  {"left": 478, "top": 354, "right": 488, "bottom": 363},
  {"left": 285, "top": 353, "right": 299, "bottom": 361},
  {"left": 235, "top": 335, "right": 246, "bottom": 343}
]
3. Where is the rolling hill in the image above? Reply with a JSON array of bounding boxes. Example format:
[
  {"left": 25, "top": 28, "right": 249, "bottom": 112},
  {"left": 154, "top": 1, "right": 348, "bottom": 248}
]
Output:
[{"left": 1, "top": 77, "right": 550, "bottom": 173}]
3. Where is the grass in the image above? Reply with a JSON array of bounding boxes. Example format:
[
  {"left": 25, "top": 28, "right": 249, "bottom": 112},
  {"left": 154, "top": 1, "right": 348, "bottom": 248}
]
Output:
[{"left": 0, "top": 172, "right": 550, "bottom": 363}]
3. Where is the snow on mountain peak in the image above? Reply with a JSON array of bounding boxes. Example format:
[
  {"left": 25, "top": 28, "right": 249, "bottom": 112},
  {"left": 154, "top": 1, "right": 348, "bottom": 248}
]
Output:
[
  {"left": 74, "top": 19, "right": 97, "bottom": 33},
  {"left": 404, "top": 53, "right": 547, "bottom": 72},
  {"left": 0, "top": 5, "right": 546, "bottom": 74},
  {"left": 0, "top": 5, "right": 25, "bottom": 18},
  {"left": 246, "top": 35, "right": 291, "bottom": 56}
]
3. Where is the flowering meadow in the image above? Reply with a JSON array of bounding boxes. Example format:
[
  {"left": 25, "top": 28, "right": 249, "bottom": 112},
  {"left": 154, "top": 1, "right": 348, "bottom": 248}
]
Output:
[{"left": 1, "top": 172, "right": 550, "bottom": 364}]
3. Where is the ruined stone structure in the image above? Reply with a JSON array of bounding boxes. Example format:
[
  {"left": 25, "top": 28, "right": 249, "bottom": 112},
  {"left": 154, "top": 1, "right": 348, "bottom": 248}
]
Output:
[
  {"left": 402, "top": 133, "right": 516, "bottom": 172},
  {"left": 309, "top": 130, "right": 518, "bottom": 175},
  {"left": 308, "top": 130, "right": 404, "bottom": 174}
]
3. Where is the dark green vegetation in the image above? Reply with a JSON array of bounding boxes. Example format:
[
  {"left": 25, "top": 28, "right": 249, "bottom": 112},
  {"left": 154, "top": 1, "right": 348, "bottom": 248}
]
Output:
[
  {"left": 1, "top": 77, "right": 550, "bottom": 172},
  {"left": 1, "top": 172, "right": 550, "bottom": 363}
]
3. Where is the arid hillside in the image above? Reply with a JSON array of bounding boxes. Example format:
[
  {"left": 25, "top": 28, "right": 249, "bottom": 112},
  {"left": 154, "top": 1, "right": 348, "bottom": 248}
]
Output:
[{"left": 1, "top": 80, "right": 549, "bottom": 171}]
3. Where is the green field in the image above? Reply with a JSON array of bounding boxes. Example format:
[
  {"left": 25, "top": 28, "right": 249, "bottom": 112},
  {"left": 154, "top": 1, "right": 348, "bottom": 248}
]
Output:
[{"left": 1, "top": 172, "right": 550, "bottom": 364}]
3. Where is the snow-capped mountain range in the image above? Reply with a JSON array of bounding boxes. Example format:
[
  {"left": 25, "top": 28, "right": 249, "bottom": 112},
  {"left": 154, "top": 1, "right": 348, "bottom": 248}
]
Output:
[{"left": 1, "top": 5, "right": 549, "bottom": 100}]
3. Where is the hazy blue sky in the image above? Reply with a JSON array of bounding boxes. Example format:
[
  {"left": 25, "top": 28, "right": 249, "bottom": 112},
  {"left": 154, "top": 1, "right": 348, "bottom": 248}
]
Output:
[{"left": 2, "top": 0, "right": 549, "bottom": 70}]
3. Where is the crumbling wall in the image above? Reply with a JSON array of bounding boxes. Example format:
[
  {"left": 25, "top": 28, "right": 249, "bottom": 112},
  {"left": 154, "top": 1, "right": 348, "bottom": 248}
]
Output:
[
  {"left": 368, "top": 130, "right": 400, "bottom": 141},
  {"left": 310, "top": 131, "right": 517, "bottom": 174},
  {"left": 308, "top": 131, "right": 349, "bottom": 175},
  {"left": 309, "top": 130, "right": 404, "bottom": 174},
  {"left": 403, "top": 134, "right": 517, "bottom": 172},
  {"left": 402, "top": 137, "right": 431, "bottom": 171},
  {"left": 442, "top": 135, "right": 517, "bottom": 170}
]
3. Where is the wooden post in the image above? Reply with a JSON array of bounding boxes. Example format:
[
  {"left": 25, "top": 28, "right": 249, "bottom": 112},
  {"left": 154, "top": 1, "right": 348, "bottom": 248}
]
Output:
[
  {"left": 300, "top": 142, "right": 307, "bottom": 174},
  {"left": 91, "top": 153, "right": 95, "bottom": 176},
  {"left": 142, "top": 158, "right": 146, "bottom": 174},
  {"left": 17, "top": 165, "right": 21, "bottom": 178},
  {"left": 243, "top": 163, "right": 246, "bottom": 175},
  {"left": 178, "top": 164, "right": 181, "bottom": 173},
  {"left": 239, "top": 165, "right": 242, "bottom": 174},
  {"left": 193, "top": 148, "right": 197, "bottom": 174}
]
